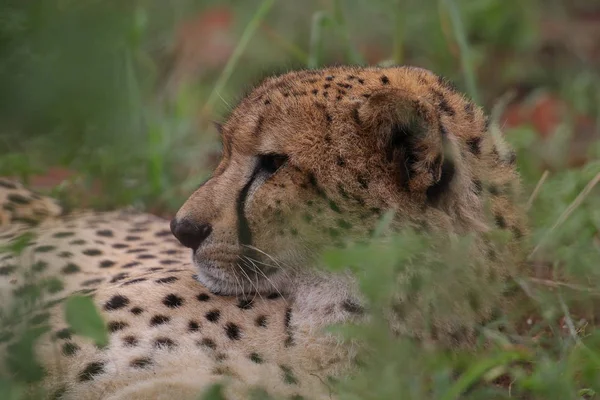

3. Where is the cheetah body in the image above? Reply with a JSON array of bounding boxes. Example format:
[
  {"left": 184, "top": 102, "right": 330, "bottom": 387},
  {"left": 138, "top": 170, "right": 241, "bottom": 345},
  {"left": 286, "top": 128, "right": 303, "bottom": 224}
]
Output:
[{"left": 0, "top": 66, "right": 526, "bottom": 399}]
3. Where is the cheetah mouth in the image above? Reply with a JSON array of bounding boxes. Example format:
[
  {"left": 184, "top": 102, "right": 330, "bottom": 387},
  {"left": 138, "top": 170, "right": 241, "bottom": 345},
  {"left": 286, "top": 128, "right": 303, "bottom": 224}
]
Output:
[{"left": 191, "top": 254, "right": 287, "bottom": 297}]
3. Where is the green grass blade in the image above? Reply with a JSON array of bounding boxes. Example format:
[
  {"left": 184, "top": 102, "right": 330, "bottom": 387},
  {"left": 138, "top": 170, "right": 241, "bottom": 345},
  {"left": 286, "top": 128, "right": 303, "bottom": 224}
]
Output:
[
  {"left": 64, "top": 295, "right": 108, "bottom": 348},
  {"left": 308, "top": 11, "right": 331, "bottom": 69},
  {"left": 202, "top": 0, "right": 277, "bottom": 116},
  {"left": 332, "top": 0, "right": 365, "bottom": 65},
  {"left": 439, "top": 0, "right": 479, "bottom": 103},
  {"left": 441, "top": 350, "right": 531, "bottom": 400}
]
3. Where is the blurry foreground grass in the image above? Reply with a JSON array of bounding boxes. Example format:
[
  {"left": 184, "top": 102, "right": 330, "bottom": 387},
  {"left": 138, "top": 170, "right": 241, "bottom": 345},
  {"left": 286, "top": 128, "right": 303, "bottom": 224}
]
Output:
[{"left": 2, "top": 0, "right": 600, "bottom": 399}]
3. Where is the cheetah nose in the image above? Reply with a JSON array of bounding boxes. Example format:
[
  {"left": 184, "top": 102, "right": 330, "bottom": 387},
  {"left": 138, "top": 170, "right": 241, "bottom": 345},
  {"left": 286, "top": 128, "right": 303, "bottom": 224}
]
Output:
[{"left": 170, "top": 218, "right": 212, "bottom": 250}]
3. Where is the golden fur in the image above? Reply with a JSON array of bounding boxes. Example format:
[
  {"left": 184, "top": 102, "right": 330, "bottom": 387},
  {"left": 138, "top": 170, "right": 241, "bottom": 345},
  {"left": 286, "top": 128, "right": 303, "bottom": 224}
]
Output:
[{"left": 0, "top": 66, "right": 526, "bottom": 399}]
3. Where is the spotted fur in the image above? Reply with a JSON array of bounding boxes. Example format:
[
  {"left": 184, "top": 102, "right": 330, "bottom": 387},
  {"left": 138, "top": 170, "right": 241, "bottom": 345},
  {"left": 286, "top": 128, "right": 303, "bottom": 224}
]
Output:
[{"left": 0, "top": 66, "right": 527, "bottom": 399}]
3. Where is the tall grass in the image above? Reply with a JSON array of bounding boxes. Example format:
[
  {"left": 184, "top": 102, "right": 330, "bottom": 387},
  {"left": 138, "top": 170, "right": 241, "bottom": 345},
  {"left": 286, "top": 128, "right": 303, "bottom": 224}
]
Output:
[{"left": 2, "top": 0, "right": 600, "bottom": 399}]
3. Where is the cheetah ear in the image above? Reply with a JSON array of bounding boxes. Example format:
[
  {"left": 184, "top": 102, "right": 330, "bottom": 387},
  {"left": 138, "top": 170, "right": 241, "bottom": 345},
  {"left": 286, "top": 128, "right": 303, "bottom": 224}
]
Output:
[{"left": 357, "top": 88, "right": 454, "bottom": 201}]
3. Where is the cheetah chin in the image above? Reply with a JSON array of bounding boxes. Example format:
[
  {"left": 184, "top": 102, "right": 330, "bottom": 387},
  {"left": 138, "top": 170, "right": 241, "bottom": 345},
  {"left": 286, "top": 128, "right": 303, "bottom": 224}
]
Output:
[{"left": 191, "top": 256, "right": 291, "bottom": 297}]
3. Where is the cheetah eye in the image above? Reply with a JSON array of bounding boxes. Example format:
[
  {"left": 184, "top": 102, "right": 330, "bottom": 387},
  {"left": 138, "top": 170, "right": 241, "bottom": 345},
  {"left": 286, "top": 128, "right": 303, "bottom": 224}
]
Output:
[{"left": 258, "top": 154, "right": 288, "bottom": 175}]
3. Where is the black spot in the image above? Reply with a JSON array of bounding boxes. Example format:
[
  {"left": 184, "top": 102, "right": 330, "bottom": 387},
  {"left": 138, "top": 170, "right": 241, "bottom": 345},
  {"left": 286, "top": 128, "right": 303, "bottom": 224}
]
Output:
[
  {"left": 199, "top": 338, "right": 216, "bottom": 350},
  {"left": 62, "top": 342, "right": 80, "bottom": 356},
  {"left": 380, "top": 75, "right": 389, "bottom": 85},
  {"left": 154, "top": 229, "right": 172, "bottom": 237},
  {"left": 159, "top": 259, "right": 178, "bottom": 265},
  {"left": 58, "top": 251, "right": 73, "bottom": 258},
  {"left": 237, "top": 298, "right": 254, "bottom": 310},
  {"left": 78, "top": 361, "right": 105, "bottom": 382},
  {"left": 156, "top": 276, "right": 178, "bottom": 284},
  {"left": 8, "top": 194, "right": 31, "bottom": 204},
  {"left": 439, "top": 98, "right": 455, "bottom": 116},
  {"left": 249, "top": 352, "right": 264, "bottom": 364},
  {"left": 108, "top": 321, "right": 128, "bottom": 332},
  {"left": 197, "top": 293, "right": 210, "bottom": 302},
  {"left": 0, "top": 265, "right": 16, "bottom": 275},
  {"left": 163, "top": 294, "right": 184, "bottom": 308},
  {"left": 225, "top": 323, "right": 242, "bottom": 340},
  {"left": 112, "top": 243, "right": 129, "bottom": 249},
  {"left": 123, "top": 336, "right": 138, "bottom": 346},
  {"left": 61, "top": 263, "right": 81, "bottom": 274},
  {"left": 35, "top": 245, "right": 56, "bottom": 253},
  {"left": 488, "top": 185, "right": 500, "bottom": 196},
  {"left": 255, "top": 315, "right": 267, "bottom": 327},
  {"left": 284, "top": 308, "right": 292, "bottom": 328},
  {"left": 55, "top": 328, "right": 72, "bottom": 340},
  {"left": 126, "top": 248, "right": 146, "bottom": 254},
  {"left": 267, "top": 292, "right": 281, "bottom": 300},
  {"left": 0, "top": 180, "right": 17, "bottom": 189},
  {"left": 96, "top": 229, "right": 113, "bottom": 237},
  {"left": 284, "top": 334, "right": 295, "bottom": 348},
  {"left": 104, "top": 295, "right": 130, "bottom": 311},
  {"left": 473, "top": 180, "right": 483, "bottom": 194},
  {"left": 45, "top": 278, "right": 64, "bottom": 294},
  {"left": 328, "top": 200, "right": 341, "bottom": 213},
  {"left": 150, "top": 315, "right": 170, "bottom": 326},
  {"left": 44, "top": 298, "right": 65, "bottom": 309},
  {"left": 205, "top": 310, "right": 221, "bottom": 323},
  {"left": 32, "top": 261, "right": 48, "bottom": 272},
  {"left": 30, "top": 312, "right": 50, "bottom": 325},
  {"left": 281, "top": 365, "right": 299, "bottom": 385},
  {"left": 154, "top": 337, "right": 176, "bottom": 349},
  {"left": 188, "top": 321, "right": 200, "bottom": 332},
  {"left": 130, "top": 357, "right": 153, "bottom": 369},
  {"left": 130, "top": 307, "right": 144, "bottom": 315},
  {"left": 125, "top": 236, "right": 141, "bottom": 241},
  {"left": 495, "top": 214, "right": 507, "bottom": 229},
  {"left": 264, "top": 99, "right": 271, "bottom": 105},
  {"left": 342, "top": 299, "right": 364, "bottom": 314},
  {"left": 110, "top": 273, "right": 128, "bottom": 283},
  {"left": 325, "top": 75, "right": 334, "bottom": 81},
  {"left": 121, "top": 262, "right": 140, "bottom": 269},
  {"left": 311, "top": 88, "right": 318, "bottom": 95},
  {"left": 123, "top": 278, "right": 147, "bottom": 285},
  {"left": 336, "top": 156, "right": 346, "bottom": 167},
  {"left": 99, "top": 260, "right": 115, "bottom": 268},
  {"left": 512, "top": 226, "right": 523, "bottom": 239},
  {"left": 53, "top": 231, "right": 75, "bottom": 238},
  {"left": 82, "top": 278, "right": 104, "bottom": 287},
  {"left": 467, "top": 137, "right": 481, "bottom": 156},
  {"left": 83, "top": 249, "right": 102, "bottom": 256},
  {"left": 137, "top": 254, "right": 156, "bottom": 260}
]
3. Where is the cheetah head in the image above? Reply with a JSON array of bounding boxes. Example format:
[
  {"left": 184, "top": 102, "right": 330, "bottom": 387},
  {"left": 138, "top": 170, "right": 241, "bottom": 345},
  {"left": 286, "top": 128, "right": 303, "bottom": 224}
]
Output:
[{"left": 171, "top": 66, "right": 524, "bottom": 297}]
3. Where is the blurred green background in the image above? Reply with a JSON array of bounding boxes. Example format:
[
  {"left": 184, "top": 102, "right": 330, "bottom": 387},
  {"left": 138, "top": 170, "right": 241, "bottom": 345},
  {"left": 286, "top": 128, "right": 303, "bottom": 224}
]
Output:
[
  {"left": 2, "top": 2, "right": 600, "bottom": 399},
  {"left": 1, "top": 0, "right": 598, "bottom": 214}
]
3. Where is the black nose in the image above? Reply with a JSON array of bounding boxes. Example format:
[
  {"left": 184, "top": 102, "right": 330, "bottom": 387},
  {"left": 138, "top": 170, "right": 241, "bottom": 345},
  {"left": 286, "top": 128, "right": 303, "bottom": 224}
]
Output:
[{"left": 170, "top": 218, "right": 212, "bottom": 250}]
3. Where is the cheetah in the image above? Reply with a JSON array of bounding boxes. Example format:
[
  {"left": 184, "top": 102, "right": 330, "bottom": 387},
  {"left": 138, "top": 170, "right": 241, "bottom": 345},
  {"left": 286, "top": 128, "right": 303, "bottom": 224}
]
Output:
[{"left": 0, "top": 65, "right": 527, "bottom": 399}]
